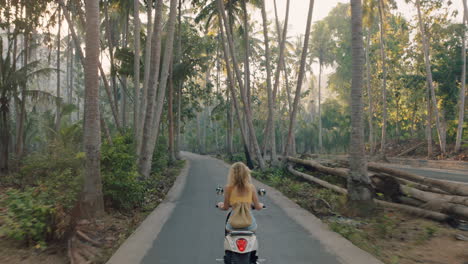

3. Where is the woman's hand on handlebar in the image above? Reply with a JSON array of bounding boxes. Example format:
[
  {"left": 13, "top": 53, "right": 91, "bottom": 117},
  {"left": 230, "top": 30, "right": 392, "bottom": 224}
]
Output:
[
  {"left": 217, "top": 202, "right": 228, "bottom": 210},
  {"left": 254, "top": 202, "right": 264, "bottom": 211}
]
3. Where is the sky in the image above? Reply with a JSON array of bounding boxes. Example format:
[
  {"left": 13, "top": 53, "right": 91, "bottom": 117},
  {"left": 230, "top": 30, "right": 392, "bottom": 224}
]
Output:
[{"left": 265, "top": 0, "right": 464, "bottom": 38}]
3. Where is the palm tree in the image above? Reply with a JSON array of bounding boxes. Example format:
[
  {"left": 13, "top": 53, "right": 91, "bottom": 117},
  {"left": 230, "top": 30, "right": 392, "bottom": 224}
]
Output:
[
  {"left": 55, "top": 7, "right": 62, "bottom": 132},
  {"left": 82, "top": 0, "right": 104, "bottom": 218},
  {"left": 138, "top": 1, "right": 153, "bottom": 155},
  {"left": 133, "top": 0, "right": 141, "bottom": 143},
  {"left": 0, "top": 33, "right": 57, "bottom": 173},
  {"left": 378, "top": 0, "right": 388, "bottom": 154},
  {"left": 348, "top": 0, "right": 375, "bottom": 215},
  {"left": 139, "top": 0, "right": 179, "bottom": 178},
  {"left": 217, "top": 0, "right": 266, "bottom": 169},
  {"left": 455, "top": 0, "right": 467, "bottom": 152},
  {"left": 415, "top": 0, "right": 446, "bottom": 155},
  {"left": 310, "top": 20, "right": 334, "bottom": 153},
  {"left": 138, "top": 0, "right": 163, "bottom": 173},
  {"left": 259, "top": 0, "right": 277, "bottom": 165},
  {"left": 283, "top": 0, "right": 314, "bottom": 158}
]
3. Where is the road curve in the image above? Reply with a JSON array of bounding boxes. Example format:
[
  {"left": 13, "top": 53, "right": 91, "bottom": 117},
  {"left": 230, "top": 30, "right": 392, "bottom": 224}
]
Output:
[
  {"left": 141, "top": 153, "right": 341, "bottom": 264},
  {"left": 384, "top": 165, "right": 468, "bottom": 184}
]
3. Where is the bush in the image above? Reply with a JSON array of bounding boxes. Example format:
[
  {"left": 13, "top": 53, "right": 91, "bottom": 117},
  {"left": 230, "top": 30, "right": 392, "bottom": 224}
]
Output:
[
  {"left": 101, "top": 134, "right": 145, "bottom": 210},
  {"left": 13, "top": 142, "right": 83, "bottom": 187},
  {"left": 0, "top": 169, "right": 82, "bottom": 246},
  {"left": 1, "top": 188, "right": 54, "bottom": 244}
]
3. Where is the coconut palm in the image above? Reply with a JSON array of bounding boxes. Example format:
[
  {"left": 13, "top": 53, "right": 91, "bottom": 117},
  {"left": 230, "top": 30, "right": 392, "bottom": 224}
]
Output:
[
  {"left": 348, "top": 0, "right": 375, "bottom": 215},
  {"left": 82, "top": 0, "right": 104, "bottom": 218},
  {"left": 0, "top": 35, "right": 57, "bottom": 174},
  {"left": 310, "top": 20, "right": 335, "bottom": 153}
]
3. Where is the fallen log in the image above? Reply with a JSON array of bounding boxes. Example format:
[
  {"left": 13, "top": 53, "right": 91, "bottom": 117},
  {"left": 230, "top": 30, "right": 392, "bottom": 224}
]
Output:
[
  {"left": 287, "top": 165, "right": 347, "bottom": 194},
  {"left": 401, "top": 185, "right": 468, "bottom": 207},
  {"left": 287, "top": 156, "right": 348, "bottom": 178},
  {"left": 396, "top": 142, "right": 425, "bottom": 157},
  {"left": 392, "top": 176, "right": 448, "bottom": 195},
  {"left": 288, "top": 156, "right": 468, "bottom": 197},
  {"left": 398, "top": 196, "right": 424, "bottom": 207},
  {"left": 287, "top": 156, "right": 443, "bottom": 196},
  {"left": 367, "top": 163, "right": 468, "bottom": 196},
  {"left": 287, "top": 166, "right": 451, "bottom": 222}
]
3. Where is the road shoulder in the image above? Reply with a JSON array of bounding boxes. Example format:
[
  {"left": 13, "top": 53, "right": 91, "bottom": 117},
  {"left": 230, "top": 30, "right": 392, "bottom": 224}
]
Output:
[{"left": 106, "top": 156, "right": 191, "bottom": 264}]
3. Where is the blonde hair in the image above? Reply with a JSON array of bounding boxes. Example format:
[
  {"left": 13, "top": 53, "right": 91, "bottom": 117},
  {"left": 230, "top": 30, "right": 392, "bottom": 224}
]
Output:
[{"left": 227, "top": 162, "right": 252, "bottom": 194}]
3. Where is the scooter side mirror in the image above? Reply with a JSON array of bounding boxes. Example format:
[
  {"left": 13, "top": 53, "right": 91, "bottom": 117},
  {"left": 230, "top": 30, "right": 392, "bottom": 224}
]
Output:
[
  {"left": 216, "top": 186, "right": 224, "bottom": 195},
  {"left": 258, "top": 189, "right": 266, "bottom": 196}
]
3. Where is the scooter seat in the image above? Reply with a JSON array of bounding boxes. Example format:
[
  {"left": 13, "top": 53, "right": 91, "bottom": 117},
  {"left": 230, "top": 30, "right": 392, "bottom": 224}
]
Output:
[{"left": 228, "top": 230, "right": 255, "bottom": 236}]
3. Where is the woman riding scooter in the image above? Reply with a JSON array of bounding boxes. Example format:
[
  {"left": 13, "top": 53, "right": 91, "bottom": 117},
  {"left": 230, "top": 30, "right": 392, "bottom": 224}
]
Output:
[
  {"left": 217, "top": 162, "right": 264, "bottom": 264},
  {"left": 217, "top": 162, "right": 264, "bottom": 228}
]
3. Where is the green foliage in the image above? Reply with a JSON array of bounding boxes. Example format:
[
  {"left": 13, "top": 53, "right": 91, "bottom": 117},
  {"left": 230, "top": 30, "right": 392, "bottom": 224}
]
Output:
[
  {"left": 1, "top": 189, "right": 54, "bottom": 244},
  {"left": 329, "top": 221, "right": 380, "bottom": 256},
  {"left": 0, "top": 169, "right": 82, "bottom": 246},
  {"left": 373, "top": 214, "right": 398, "bottom": 238},
  {"left": 315, "top": 188, "right": 346, "bottom": 211},
  {"left": 101, "top": 134, "right": 145, "bottom": 210},
  {"left": 230, "top": 153, "right": 247, "bottom": 164}
]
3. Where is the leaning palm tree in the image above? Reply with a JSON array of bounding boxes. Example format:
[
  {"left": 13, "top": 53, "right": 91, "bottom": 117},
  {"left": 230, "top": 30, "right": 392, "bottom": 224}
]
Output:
[
  {"left": 348, "top": 0, "right": 375, "bottom": 215},
  {"left": 414, "top": 0, "right": 446, "bottom": 155},
  {"left": 283, "top": 0, "right": 314, "bottom": 158}
]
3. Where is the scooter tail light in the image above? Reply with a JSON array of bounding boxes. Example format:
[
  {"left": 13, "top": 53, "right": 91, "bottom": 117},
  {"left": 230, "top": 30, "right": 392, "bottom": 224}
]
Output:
[{"left": 236, "top": 238, "right": 248, "bottom": 252}]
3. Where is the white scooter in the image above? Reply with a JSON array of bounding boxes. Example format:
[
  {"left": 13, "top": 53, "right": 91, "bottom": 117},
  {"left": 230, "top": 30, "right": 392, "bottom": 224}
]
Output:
[{"left": 216, "top": 187, "right": 266, "bottom": 264}]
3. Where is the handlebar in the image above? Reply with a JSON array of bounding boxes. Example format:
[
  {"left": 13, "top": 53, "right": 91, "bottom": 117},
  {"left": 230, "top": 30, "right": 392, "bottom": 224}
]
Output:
[{"left": 216, "top": 204, "right": 266, "bottom": 209}]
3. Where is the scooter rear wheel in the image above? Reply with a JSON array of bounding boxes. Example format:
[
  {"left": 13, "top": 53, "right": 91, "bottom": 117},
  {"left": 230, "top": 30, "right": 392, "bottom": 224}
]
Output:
[{"left": 224, "top": 251, "right": 251, "bottom": 264}]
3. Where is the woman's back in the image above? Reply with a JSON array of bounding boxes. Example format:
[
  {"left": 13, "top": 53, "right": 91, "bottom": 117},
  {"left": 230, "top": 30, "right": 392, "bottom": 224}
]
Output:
[{"left": 229, "top": 184, "right": 253, "bottom": 205}]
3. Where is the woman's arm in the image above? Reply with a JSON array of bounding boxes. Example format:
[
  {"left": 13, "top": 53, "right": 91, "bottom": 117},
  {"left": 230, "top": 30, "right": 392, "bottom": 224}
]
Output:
[
  {"left": 252, "top": 185, "right": 263, "bottom": 210},
  {"left": 217, "top": 185, "right": 231, "bottom": 210}
]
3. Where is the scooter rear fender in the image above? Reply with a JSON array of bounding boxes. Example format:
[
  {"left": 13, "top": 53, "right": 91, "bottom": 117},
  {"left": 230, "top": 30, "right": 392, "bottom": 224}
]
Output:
[{"left": 224, "top": 234, "right": 258, "bottom": 254}]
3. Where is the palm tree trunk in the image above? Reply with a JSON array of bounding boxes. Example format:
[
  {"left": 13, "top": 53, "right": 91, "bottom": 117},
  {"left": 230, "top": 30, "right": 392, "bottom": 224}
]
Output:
[
  {"left": 133, "top": 0, "right": 141, "bottom": 141},
  {"left": 121, "top": 12, "right": 130, "bottom": 128},
  {"left": 217, "top": 0, "right": 265, "bottom": 169},
  {"left": 60, "top": 0, "right": 121, "bottom": 130},
  {"left": 138, "top": 2, "right": 153, "bottom": 154},
  {"left": 16, "top": 32, "right": 28, "bottom": 158},
  {"left": 455, "top": 2, "right": 467, "bottom": 152},
  {"left": 218, "top": 16, "right": 254, "bottom": 168},
  {"left": 82, "top": 0, "right": 104, "bottom": 219},
  {"left": 263, "top": 0, "right": 290, "bottom": 157},
  {"left": 168, "top": 62, "right": 176, "bottom": 162},
  {"left": 241, "top": 0, "right": 251, "bottom": 110},
  {"left": 283, "top": 0, "right": 314, "bottom": 158},
  {"left": 365, "top": 31, "right": 374, "bottom": 154},
  {"left": 175, "top": 0, "right": 182, "bottom": 159},
  {"left": 378, "top": 0, "right": 388, "bottom": 154},
  {"left": 0, "top": 97, "right": 9, "bottom": 174},
  {"left": 426, "top": 82, "right": 433, "bottom": 157},
  {"left": 318, "top": 62, "right": 323, "bottom": 153},
  {"left": 415, "top": 0, "right": 446, "bottom": 154},
  {"left": 138, "top": 0, "right": 163, "bottom": 172},
  {"left": 139, "top": 0, "right": 178, "bottom": 178},
  {"left": 348, "top": 0, "right": 375, "bottom": 215},
  {"left": 104, "top": 0, "right": 119, "bottom": 117},
  {"left": 55, "top": 7, "right": 62, "bottom": 132},
  {"left": 260, "top": 0, "right": 277, "bottom": 165}
]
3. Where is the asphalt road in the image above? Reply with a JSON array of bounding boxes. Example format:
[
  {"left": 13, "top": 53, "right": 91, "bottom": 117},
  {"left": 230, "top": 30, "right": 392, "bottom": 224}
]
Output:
[
  {"left": 141, "top": 155, "right": 340, "bottom": 264},
  {"left": 383, "top": 165, "right": 468, "bottom": 183}
]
